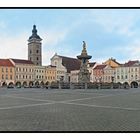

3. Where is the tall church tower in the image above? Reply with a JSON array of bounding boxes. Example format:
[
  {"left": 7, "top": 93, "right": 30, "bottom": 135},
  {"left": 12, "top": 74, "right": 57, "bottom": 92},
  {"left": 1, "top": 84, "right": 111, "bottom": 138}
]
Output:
[{"left": 28, "top": 25, "right": 42, "bottom": 66}]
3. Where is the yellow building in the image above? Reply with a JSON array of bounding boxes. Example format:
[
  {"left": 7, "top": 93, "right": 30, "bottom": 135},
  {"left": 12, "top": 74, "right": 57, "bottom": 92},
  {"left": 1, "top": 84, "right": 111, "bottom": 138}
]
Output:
[
  {"left": 103, "top": 58, "right": 120, "bottom": 68},
  {"left": 103, "top": 58, "right": 121, "bottom": 83},
  {"left": 45, "top": 65, "right": 56, "bottom": 84},
  {"left": 0, "top": 59, "right": 15, "bottom": 86},
  {"left": 10, "top": 58, "right": 35, "bottom": 87}
]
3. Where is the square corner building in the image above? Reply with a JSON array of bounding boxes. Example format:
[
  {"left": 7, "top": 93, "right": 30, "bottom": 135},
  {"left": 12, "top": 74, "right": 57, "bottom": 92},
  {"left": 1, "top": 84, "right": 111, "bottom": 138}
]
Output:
[{"left": 28, "top": 25, "right": 42, "bottom": 66}]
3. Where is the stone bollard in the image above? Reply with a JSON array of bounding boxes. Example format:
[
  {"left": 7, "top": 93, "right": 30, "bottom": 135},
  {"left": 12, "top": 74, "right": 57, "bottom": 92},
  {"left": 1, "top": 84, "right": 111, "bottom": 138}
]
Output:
[
  {"left": 70, "top": 83, "right": 74, "bottom": 89},
  {"left": 48, "top": 84, "right": 51, "bottom": 89},
  {"left": 98, "top": 84, "right": 101, "bottom": 89},
  {"left": 85, "top": 83, "right": 87, "bottom": 89},
  {"left": 59, "top": 82, "right": 61, "bottom": 89}
]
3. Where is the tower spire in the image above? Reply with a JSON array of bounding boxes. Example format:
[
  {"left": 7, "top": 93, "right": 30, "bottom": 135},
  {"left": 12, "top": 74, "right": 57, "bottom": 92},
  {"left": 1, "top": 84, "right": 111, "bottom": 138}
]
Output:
[
  {"left": 32, "top": 25, "right": 37, "bottom": 35},
  {"left": 28, "top": 25, "right": 42, "bottom": 66},
  {"left": 28, "top": 25, "right": 42, "bottom": 40}
]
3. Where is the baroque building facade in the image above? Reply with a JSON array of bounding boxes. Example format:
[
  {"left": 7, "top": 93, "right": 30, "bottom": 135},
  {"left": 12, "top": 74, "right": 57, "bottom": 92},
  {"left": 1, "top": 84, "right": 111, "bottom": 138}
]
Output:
[
  {"left": 10, "top": 58, "right": 35, "bottom": 87},
  {"left": 0, "top": 59, "right": 15, "bottom": 86}
]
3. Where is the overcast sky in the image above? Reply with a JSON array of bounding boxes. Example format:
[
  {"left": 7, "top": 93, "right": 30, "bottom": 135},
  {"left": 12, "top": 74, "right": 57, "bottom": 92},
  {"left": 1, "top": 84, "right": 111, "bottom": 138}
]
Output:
[{"left": 0, "top": 9, "right": 140, "bottom": 65}]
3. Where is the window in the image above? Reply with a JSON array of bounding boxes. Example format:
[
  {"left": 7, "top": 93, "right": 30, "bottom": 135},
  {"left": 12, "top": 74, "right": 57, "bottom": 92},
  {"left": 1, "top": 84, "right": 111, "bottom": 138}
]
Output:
[
  {"left": 36, "top": 50, "right": 39, "bottom": 53},
  {"left": 6, "top": 68, "right": 8, "bottom": 72},
  {"left": 10, "top": 75, "right": 12, "bottom": 80},
  {"left": 30, "top": 50, "right": 32, "bottom": 54},
  {"left": 2, "top": 75, "right": 4, "bottom": 79},
  {"left": 125, "top": 75, "right": 127, "bottom": 79},
  {"left": 10, "top": 68, "right": 12, "bottom": 72},
  {"left": 37, "top": 57, "right": 38, "bottom": 60},
  {"left": 6, "top": 75, "right": 8, "bottom": 80},
  {"left": 2, "top": 68, "right": 4, "bottom": 72},
  {"left": 121, "top": 75, "right": 123, "bottom": 79},
  {"left": 135, "top": 68, "right": 137, "bottom": 72},
  {"left": 117, "top": 75, "right": 119, "bottom": 79}
]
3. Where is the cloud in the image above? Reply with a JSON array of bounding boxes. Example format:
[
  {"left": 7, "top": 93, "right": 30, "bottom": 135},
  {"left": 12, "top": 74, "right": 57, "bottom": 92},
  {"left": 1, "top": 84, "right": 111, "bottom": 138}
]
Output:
[
  {"left": 41, "top": 29, "right": 68, "bottom": 47},
  {"left": 88, "top": 10, "right": 137, "bottom": 37},
  {"left": 0, "top": 32, "right": 28, "bottom": 60},
  {"left": 115, "top": 39, "right": 140, "bottom": 62},
  {"left": 0, "top": 21, "right": 7, "bottom": 29}
]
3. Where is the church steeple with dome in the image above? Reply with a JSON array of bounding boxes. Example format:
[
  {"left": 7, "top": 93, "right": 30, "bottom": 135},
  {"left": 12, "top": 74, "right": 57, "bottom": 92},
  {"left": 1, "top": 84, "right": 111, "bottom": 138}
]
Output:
[{"left": 28, "top": 25, "right": 42, "bottom": 66}]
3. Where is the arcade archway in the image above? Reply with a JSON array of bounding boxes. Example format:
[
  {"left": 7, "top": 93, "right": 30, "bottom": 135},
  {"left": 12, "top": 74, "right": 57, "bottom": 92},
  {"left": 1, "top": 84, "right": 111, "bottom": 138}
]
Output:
[{"left": 131, "top": 81, "right": 138, "bottom": 88}]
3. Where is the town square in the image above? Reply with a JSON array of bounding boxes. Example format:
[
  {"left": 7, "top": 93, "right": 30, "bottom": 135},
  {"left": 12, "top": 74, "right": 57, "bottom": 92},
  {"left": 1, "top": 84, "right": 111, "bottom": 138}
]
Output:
[{"left": 0, "top": 9, "right": 140, "bottom": 131}]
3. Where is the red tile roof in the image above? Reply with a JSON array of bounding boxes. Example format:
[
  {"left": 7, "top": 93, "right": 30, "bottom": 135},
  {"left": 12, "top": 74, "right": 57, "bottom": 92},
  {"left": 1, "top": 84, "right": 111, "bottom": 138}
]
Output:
[
  {"left": 0, "top": 59, "right": 14, "bottom": 67},
  {"left": 58, "top": 55, "right": 81, "bottom": 73},
  {"left": 94, "top": 64, "right": 107, "bottom": 70},
  {"left": 123, "top": 60, "right": 139, "bottom": 67},
  {"left": 11, "top": 59, "right": 34, "bottom": 65}
]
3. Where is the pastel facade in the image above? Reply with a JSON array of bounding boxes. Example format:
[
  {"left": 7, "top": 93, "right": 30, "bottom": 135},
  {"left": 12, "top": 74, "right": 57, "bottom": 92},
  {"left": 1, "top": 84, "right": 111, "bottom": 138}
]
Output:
[
  {"left": 10, "top": 59, "right": 35, "bottom": 86},
  {"left": 103, "top": 58, "right": 120, "bottom": 68},
  {"left": 115, "top": 60, "right": 140, "bottom": 87},
  {"left": 51, "top": 53, "right": 81, "bottom": 82},
  {"left": 45, "top": 65, "right": 56, "bottom": 84},
  {"left": 93, "top": 64, "right": 107, "bottom": 83},
  {"left": 103, "top": 65, "right": 115, "bottom": 83},
  {"left": 70, "top": 70, "right": 79, "bottom": 83},
  {"left": 88, "top": 62, "right": 98, "bottom": 82},
  {"left": 0, "top": 59, "right": 15, "bottom": 86},
  {"left": 34, "top": 65, "right": 45, "bottom": 85}
]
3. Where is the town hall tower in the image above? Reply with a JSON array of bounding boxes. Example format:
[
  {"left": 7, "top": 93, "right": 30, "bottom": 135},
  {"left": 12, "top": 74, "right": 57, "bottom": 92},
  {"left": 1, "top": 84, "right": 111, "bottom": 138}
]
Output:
[{"left": 28, "top": 25, "right": 42, "bottom": 66}]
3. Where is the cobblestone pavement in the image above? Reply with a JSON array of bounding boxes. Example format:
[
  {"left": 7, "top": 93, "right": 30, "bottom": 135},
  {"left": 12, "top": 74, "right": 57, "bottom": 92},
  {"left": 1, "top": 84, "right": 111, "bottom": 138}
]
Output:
[{"left": 0, "top": 88, "right": 140, "bottom": 131}]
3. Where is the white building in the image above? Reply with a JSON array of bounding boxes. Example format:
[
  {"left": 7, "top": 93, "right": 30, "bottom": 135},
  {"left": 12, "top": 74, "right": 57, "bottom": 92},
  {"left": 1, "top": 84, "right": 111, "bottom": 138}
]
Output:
[
  {"left": 115, "top": 60, "right": 140, "bottom": 87},
  {"left": 103, "top": 65, "right": 115, "bottom": 83},
  {"left": 51, "top": 53, "right": 81, "bottom": 82},
  {"left": 34, "top": 65, "right": 45, "bottom": 85}
]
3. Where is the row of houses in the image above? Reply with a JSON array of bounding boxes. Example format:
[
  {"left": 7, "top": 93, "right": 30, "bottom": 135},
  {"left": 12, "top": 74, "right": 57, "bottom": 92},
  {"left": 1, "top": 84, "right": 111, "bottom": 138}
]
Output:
[
  {"left": 1, "top": 53, "right": 140, "bottom": 88},
  {"left": 0, "top": 58, "right": 56, "bottom": 86},
  {"left": 70, "top": 58, "right": 140, "bottom": 87}
]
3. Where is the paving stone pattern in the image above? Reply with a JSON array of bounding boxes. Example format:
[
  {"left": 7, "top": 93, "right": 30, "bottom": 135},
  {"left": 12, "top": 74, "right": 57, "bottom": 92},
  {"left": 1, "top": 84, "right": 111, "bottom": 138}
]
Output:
[{"left": 0, "top": 88, "right": 139, "bottom": 131}]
